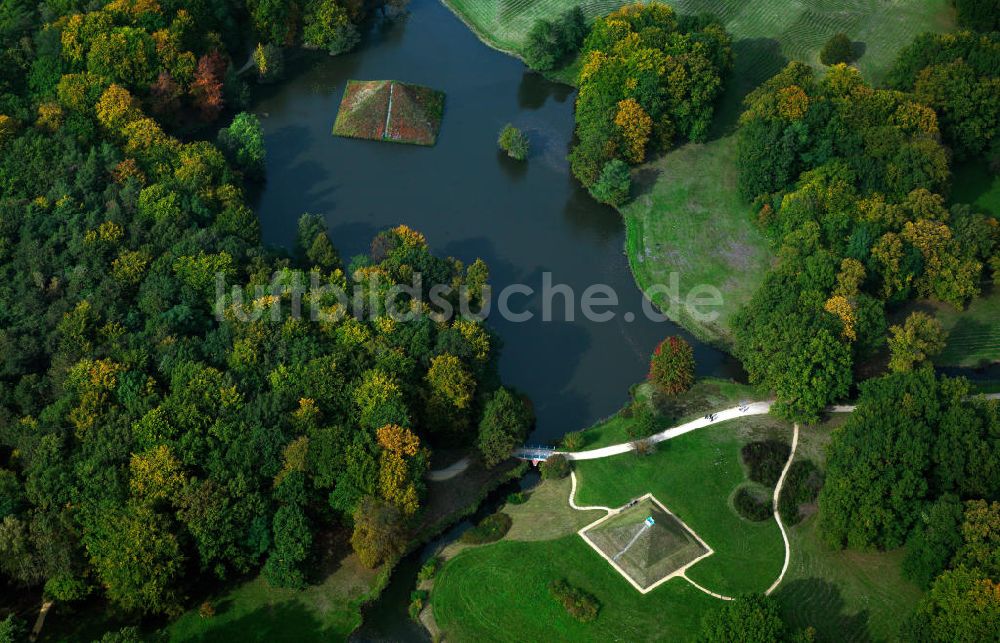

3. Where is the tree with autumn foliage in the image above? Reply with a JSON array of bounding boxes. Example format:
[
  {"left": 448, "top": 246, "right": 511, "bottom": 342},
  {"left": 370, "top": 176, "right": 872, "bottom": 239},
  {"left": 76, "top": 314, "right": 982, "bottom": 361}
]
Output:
[
  {"left": 424, "top": 353, "right": 476, "bottom": 434},
  {"left": 648, "top": 337, "right": 695, "bottom": 395},
  {"left": 375, "top": 424, "right": 427, "bottom": 516},
  {"left": 569, "top": 3, "right": 731, "bottom": 188},
  {"left": 190, "top": 51, "right": 226, "bottom": 121},
  {"left": 351, "top": 496, "right": 407, "bottom": 569},
  {"left": 888, "top": 312, "right": 947, "bottom": 373},
  {"left": 614, "top": 98, "right": 652, "bottom": 164}
]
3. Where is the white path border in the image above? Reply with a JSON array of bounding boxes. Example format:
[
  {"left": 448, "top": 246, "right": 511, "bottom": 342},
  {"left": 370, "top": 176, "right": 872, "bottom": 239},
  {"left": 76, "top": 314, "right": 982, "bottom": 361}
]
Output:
[{"left": 576, "top": 490, "right": 717, "bottom": 595}]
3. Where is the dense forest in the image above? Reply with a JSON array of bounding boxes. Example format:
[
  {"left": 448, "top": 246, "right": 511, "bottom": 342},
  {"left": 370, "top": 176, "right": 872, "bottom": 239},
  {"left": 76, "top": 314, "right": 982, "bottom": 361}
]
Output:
[
  {"left": 729, "top": 13, "right": 1000, "bottom": 637},
  {"left": 0, "top": 0, "right": 530, "bottom": 623},
  {"left": 733, "top": 43, "right": 999, "bottom": 422}
]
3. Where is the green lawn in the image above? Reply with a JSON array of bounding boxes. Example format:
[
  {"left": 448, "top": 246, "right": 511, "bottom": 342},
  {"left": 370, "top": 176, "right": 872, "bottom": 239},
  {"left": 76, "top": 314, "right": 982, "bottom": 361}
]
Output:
[
  {"left": 574, "top": 415, "right": 789, "bottom": 596},
  {"left": 165, "top": 552, "right": 385, "bottom": 642},
  {"left": 925, "top": 288, "right": 1000, "bottom": 368},
  {"left": 442, "top": 0, "right": 952, "bottom": 78},
  {"left": 623, "top": 135, "right": 772, "bottom": 347},
  {"left": 938, "top": 162, "right": 1000, "bottom": 368},
  {"left": 432, "top": 535, "right": 717, "bottom": 641}
]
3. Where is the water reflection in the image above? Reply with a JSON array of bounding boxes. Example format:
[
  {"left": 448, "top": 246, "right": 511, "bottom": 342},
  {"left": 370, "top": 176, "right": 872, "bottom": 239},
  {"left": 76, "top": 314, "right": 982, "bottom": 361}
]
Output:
[{"left": 252, "top": 0, "right": 742, "bottom": 442}]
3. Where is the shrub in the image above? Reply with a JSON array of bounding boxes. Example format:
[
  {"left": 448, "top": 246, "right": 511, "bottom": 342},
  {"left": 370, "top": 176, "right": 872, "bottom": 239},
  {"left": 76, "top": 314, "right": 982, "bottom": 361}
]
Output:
[
  {"left": 199, "top": 600, "right": 216, "bottom": 618},
  {"left": 648, "top": 336, "right": 695, "bottom": 395},
  {"left": 627, "top": 402, "right": 660, "bottom": 440},
  {"left": 698, "top": 594, "right": 787, "bottom": 641},
  {"left": 0, "top": 615, "right": 25, "bottom": 643},
  {"left": 548, "top": 579, "right": 600, "bottom": 622},
  {"left": 417, "top": 556, "right": 441, "bottom": 583},
  {"left": 460, "top": 512, "right": 512, "bottom": 544},
  {"left": 408, "top": 589, "right": 428, "bottom": 620},
  {"left": 734, "top": 487, "right": 773, "bottom": 521},
  {"left": 497, "top": 124, "right": 529, "bottom": 160},
  {"left": 252, "top": 42, "right": 284, "bottom": 83},
  {"left": 506, "top": 491, "right": 526, "bottom": 504},
  {"left": 777, "top": 459, "right": 823, "bottom": 525},
  {"left": 561, "top": 430, "right": 584, "bottom": 451},
  {"left": 632, "top": 438, "right": 655, "bottom": 456},
  {"left": 539, "top": 454, "right": 571, "bottom": 480},
  {"left": 820, "top": 33, "right": 854, "bottom": 65},
  {"left": 740, "top": 440, "right": 791, "bottom": 486},
  {"left": 590, "top": 159, "right": 631, "bottom": 206},
  {"left": 523, "top": 7, "right": 588, "bottom": 71}
]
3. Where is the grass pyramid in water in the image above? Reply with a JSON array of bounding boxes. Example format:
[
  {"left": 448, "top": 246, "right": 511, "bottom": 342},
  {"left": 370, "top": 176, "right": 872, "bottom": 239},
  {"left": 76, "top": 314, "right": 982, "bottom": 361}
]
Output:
[{"left": 332, "top": 80, "right": 445, "bottom": 146}]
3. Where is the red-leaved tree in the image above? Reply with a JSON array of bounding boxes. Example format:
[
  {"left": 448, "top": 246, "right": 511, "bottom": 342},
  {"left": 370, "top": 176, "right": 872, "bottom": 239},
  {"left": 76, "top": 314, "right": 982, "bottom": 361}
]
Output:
[
  {"left": 190, "top": 52, "right": 226, "bottom": 121},
  {"left": 648, "top": 336, "right": 695, "bottom": 395}
]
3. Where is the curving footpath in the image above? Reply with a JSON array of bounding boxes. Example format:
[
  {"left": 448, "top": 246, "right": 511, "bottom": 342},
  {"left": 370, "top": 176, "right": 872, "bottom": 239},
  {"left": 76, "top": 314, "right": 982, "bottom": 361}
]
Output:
[{"left": 766, "top": 423, "right": 799, "bottom": 596}]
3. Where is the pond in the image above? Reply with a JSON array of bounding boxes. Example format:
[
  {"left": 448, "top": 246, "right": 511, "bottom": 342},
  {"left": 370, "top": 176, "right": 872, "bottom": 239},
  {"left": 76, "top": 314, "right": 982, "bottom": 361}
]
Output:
[{"left": 252, "top": 0, "right": 741, "bottom": 444}]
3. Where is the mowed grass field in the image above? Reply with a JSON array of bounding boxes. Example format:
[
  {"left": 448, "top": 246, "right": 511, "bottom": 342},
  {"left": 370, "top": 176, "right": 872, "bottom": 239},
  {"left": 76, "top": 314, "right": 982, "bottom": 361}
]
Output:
[
  {"left": 443, "top": 0, "right": 955, "bottom": 347},
  {"left": 899, "top": 288, "right": 1000, "bottom": 368}
]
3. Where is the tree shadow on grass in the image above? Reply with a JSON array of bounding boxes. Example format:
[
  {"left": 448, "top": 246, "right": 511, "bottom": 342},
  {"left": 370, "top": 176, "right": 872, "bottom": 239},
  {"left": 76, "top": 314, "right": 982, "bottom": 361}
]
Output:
[
  {"left": 185, "top": 601, "right": 332, "bottom": 643},
  {"left": 630, "top": 166, "right": 662, "bottom": 200},
  {"left": 852, "top": 41, "right": 867, "bottom": 63},
  {"left": 707, "top": 38, "right": 788, "bottom": 141},
  {"left": 772, "top": 577, "right": 872, "bottom": 641}
]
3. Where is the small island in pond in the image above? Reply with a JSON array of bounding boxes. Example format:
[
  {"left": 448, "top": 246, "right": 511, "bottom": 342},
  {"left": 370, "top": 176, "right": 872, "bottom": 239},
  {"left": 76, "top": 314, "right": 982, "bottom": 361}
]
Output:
[{"left": 332, "top": 79, "right": 445, "bottom": 146}]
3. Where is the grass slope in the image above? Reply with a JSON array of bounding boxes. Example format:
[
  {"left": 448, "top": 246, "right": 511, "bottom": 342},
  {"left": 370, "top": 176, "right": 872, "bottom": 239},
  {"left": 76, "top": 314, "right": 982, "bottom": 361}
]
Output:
[
  {"left": 166, "top": 552, "right": 384, "bottom": 642},
  {"left": 623, "top": 135, "right": 772, "bottom": 346},
  {"left": 442, "top": 0, "right": 953, "bottom": 81}
]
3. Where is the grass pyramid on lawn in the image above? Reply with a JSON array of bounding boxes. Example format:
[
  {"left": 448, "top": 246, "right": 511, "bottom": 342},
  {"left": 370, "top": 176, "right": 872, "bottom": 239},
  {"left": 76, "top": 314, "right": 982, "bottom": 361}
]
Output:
[
  {"left": 585, "top": 498, "right": 708, "bottom": 589},
  {"left": 333, "top": 80, "right": 444, "bottom": 146}
]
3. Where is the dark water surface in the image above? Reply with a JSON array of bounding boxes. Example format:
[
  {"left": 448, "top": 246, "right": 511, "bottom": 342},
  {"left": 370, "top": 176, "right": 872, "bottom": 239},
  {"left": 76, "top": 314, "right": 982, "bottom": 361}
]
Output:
[{"left": 253, "top": 0, "right": 740, "bottom": 443}]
